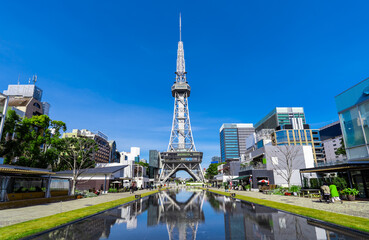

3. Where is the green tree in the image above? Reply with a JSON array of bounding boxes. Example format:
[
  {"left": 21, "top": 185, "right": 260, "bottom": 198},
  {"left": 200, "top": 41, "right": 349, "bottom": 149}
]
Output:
[
  {"left": 205, "top": 163, "right": 218, "bottom": 179},
  {"left": 58, "top": 137, "right": 98, "bottom": 195},
  {"left": 137, "top": 161, "right": 149, "bottom": 168},
  {"left": 0, "top": 111, "right": 67, "bottom": 168},
  {"left": 335, "top": 138, "right": 346, "bottom": 156},
  {"left": 205, "top": 162, "right": 225, "bottom": 179},
  {"left": 0, "top": 110, "right": 22, "bottom": 161}
]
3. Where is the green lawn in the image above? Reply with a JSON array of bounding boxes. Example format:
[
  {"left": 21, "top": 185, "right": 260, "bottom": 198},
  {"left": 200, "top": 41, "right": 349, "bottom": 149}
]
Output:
[
  {"left": 0, "top": 190, "right": 159, "bottom": 240},
  {"left": 206, "top": 189, "right": 369, "bottom": 233}
]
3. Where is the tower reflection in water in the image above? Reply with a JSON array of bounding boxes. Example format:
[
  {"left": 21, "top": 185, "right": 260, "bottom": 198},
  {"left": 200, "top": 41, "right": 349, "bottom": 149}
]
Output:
[{"left": 35, "top": 189, "right": 361, "bottom": 240}]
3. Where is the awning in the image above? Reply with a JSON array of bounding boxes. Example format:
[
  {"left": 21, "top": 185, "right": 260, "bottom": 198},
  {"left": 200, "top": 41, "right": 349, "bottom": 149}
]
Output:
[
  {"left": 300, "top": 163, "right": 369, "bottom": 173},
  {"left": 232, "top": 176, "right": 249, "bottom": 181}
]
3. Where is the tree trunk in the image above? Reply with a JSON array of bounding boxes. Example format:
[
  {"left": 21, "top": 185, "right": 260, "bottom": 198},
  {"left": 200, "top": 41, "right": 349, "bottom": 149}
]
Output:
[{"left": 71, "top": 179, "right": 77, "bottom": 195}]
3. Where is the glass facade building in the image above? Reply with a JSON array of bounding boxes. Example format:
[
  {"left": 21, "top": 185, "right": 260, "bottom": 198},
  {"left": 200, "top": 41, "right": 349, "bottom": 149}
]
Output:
[
  {"left": 299, "top": 81, "right": 369, "bottom": 199},
  {"left": 255, "top": 107, "right": 306, "bottom": 132},
  {"left": 220, "top": 124, "right": 254, "bottom": 162},
  {"left": 335, "top": 77, "right": 369, "bottom": 162}
]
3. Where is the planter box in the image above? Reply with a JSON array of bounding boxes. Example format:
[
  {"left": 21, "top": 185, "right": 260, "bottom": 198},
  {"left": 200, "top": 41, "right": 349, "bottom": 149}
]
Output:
[
  {"left": 347, "top": 195, "right": 356, "bottom": 201},
  {"left": 8, "top": 192, "right": 45, "bottom": 201},
  {"left": 51, "top": 190, "right": 69, "bottom": 197}
]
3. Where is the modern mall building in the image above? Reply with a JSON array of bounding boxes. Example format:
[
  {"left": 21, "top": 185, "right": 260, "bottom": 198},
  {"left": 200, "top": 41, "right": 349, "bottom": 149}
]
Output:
[
  {"left": 300, "top": 78, "right": 369, "bottom": 198},
  {"left": 255, "top": 107, "right": 324, "bottom": 165}
]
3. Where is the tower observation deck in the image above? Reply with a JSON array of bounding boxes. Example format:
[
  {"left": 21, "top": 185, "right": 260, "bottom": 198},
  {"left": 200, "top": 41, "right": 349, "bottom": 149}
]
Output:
[{"left": 159, "top": 15, "right": 205, "bottom": 182}]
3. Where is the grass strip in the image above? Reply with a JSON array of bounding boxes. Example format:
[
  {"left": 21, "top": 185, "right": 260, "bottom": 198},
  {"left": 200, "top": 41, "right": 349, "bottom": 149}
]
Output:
[
  {"left": 206, "top": 188, "right": 369, "bottom": 233},
  {"left": 0, "top": 190, "right": 159, "bottom": 240}
]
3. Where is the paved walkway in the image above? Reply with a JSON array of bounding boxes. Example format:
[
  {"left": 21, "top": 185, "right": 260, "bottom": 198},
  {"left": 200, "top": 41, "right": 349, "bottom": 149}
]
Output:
[
  {"left": 0, "top": 189, "right": 152, "bottom": 228},
  {"left": 209, "top": 187, "right": 369, "bottom": 219}
]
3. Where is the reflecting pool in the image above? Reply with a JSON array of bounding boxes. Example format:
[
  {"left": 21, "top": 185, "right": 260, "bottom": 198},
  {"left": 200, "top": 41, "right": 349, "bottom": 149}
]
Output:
[{"left": 33, "top": 189, "right": 367, "bottom": 240}]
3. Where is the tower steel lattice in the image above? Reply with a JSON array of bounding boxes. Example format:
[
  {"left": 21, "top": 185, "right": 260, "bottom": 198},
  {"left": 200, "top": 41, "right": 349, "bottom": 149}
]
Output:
[{"left": 159, "top": 15, "right": 204, "bottom": 182}]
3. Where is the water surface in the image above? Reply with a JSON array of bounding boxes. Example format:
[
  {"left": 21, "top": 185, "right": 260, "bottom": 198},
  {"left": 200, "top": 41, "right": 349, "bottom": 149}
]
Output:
[{"left": 32, "top": 189, "right": 367, "bottom": 240}]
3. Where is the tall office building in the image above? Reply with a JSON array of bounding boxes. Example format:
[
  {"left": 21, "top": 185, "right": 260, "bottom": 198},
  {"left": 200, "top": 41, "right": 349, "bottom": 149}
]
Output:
[
  {"left": 63, "top": 129, "right": 111, "bottom": 163},
  {"left": 254, "top": 107, "right": 306, "bottom": 132},
  {"left": 149, "top": 150, "right": 160, "bottom": 180},
  {"left": 211, "top": 156, "right": 221, "bottom": 164},
  {"left": 108, "top": 140, "right": 120, "bottom": 163},
  {"left": 220, "top": 124, "right": 254, "bottom": 162}
]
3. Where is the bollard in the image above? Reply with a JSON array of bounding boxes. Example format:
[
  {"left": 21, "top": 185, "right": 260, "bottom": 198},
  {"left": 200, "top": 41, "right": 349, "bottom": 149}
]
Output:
[
  {"left": 230, "top": 193, "right": 236, "bottom": 198},
  {"left": 135, "top": 194, "right": 141, "bottom": 200}
]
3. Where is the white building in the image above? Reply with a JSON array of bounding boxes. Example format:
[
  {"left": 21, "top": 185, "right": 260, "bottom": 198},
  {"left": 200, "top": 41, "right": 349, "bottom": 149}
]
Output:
[
  {"left": 120, "top": 147, "right": 149, "bottom": 188},
  {"left": 98, "top": 147, "right": 149, "bottom": 188},
  {"left": 319, "top": 121, "right": 346, "bottom": 164},
  {"left": 238, "top": 144, "right": 315, "bottom": 188},
  {"left": 120, "top": 147, "right": 140, "bottom": 179},
  {"left": 322, "top": 137, "right": 346, "bottom": 163}
]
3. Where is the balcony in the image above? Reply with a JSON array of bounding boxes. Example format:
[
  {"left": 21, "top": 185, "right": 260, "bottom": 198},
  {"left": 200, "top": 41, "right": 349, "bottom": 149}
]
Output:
[
  {"left": 240, "top": 163, "right": 267, "bottom": 171},
  {"left": 315, "top": 159, "right": 348, "bottom": 168}
]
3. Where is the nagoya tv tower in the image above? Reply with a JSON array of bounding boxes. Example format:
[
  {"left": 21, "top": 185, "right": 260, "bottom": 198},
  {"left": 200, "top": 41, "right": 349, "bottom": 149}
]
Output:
[{"left": 159, "top": 14, "right": 205, "bottom": 182}]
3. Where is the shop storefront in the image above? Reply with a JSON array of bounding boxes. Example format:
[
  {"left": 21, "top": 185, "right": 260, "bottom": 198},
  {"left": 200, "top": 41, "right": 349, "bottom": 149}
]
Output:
[
  {"left": 300, "top": 163, "right": 369, "bottom": 198},
  {"left": 0, "top": 164, "right": 69, "bottom": 202}
]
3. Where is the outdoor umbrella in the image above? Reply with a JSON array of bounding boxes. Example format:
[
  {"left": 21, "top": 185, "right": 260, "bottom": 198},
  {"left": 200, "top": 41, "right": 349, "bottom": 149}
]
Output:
[{"left": 258, "top": 179, "right": 269, "bottom": 184}]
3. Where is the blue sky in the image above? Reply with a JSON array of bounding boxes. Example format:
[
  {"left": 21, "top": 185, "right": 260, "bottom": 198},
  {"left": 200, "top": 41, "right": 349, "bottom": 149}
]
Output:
[{"left": 1, "top": 1, "right": 369, "bottom": 174}]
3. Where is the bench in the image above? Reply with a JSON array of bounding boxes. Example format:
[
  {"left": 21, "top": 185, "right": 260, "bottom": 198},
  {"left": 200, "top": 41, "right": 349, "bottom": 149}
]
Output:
[{"left": 300, "top": 189, "right": 321, "bottom": 198}]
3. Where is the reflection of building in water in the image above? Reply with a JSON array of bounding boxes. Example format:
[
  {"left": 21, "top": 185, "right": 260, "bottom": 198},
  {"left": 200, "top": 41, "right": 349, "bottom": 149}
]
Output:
[
  {"left": 115, "top": 197, "right": 150, "bottom": 230},
  {"left": 224, "top": 213, "right": 247, "bottom": 240},
  {"left": 211, "top": 194, "right": 328, "bottom": 240},
  {"left": 147, "top": 194, "right": 160, "bottom": 226},
  {"left": 40, "top": 214, "right": 116, "bottom": 240},
  {"left": 116, "top": 206, "right": 137, "bottom": 229},
  {"left": 156, "top": 189, "right": 205, "bottom": 240}
]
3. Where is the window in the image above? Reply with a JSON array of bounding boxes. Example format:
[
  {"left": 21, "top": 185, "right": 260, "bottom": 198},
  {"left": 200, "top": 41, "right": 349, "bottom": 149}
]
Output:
[
  {"left": 33, "top": 102, "right": 41, "bottom": 109},
  {"left": 359, "top": 101, "right": 369, "bottom": 143},
  {"left": 340, "top": 108, "right": 366, "bottom": 148}
]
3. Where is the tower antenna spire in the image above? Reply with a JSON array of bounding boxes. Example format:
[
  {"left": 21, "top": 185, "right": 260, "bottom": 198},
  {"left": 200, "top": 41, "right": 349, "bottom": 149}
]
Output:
[{"left": 179, "top": 13, "right": 182, "bottom": 41}]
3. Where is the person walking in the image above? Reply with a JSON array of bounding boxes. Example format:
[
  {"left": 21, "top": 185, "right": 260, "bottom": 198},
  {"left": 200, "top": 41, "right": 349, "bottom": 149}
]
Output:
[
  {"left": 320, "top": 182, "right": 331, "bottom": 203},
  {"left": 329, "top": 183, "right": 342, "bottom": 203}
]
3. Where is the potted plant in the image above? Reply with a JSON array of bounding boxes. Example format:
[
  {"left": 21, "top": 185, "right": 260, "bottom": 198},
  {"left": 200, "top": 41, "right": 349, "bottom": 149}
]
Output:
[
  {"left": 341, "top": 188, "right": 359, "bottom": 201},
  {"left": 289, "top": 185, "right": 301, "bottom": 196}
]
